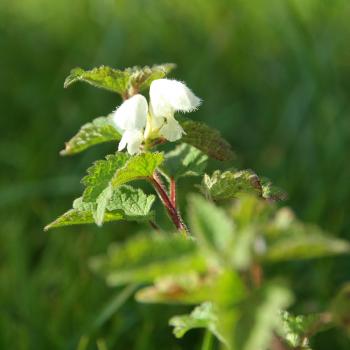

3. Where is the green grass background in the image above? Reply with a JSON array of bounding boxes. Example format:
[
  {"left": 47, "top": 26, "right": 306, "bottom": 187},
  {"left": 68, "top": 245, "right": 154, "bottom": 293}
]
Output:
[{"left": 1, "top": 0, "right": 350, "bottom": 349}]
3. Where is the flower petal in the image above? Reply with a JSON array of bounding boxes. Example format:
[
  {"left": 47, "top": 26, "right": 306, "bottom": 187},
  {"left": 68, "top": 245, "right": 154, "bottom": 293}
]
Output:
[
  {"left": 150, "top": 79, "right": 201, "bottom": 117},
  {"left": 159, "top": 116, "right": 185, "bottom": 142},
  {"left": 118, "top": 129, "right": 144, "bottom": 155},
  {"left": 112, "top": 94, "right": 148, "bottom": 131}
]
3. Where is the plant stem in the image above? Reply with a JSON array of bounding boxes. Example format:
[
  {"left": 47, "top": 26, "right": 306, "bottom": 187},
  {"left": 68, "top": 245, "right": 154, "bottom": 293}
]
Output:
[
  {"left": 170, "top": 176, "right": 176, "bottom": 207},
  {"left": 150, "top": 173, "right": 188, "bottom": 234},
  {"left": 201, "top": 330, "right": 214, "bottom": 350}
]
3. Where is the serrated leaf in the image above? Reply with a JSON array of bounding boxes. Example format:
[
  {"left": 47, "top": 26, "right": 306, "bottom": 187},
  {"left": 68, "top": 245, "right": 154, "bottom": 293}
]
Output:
[
  {"left": 177, "top": 116, "right": 234, "bottom": 161},
  {"left": 111, "top": 152, "right": 164, "bottom": 187},
  {"left": 261, "top": 178, "right": 288, "bottom": 201},
  {"left": 279, "top": 311, "right": 322, "bottom": 349},
  {"left": 199, "top": 170, "right": 287, "bottom": 202},
  {"left": 82, "top": 152, "right": 162, "bottom": 225},
  {"left": 164, "top": 143, "right": 208, "bottom": 180},
  {"left": 45, "top": 186, "right": 155, "bottom": 230},
  {"left": 188, "top": 194, "right": 234, "bottom": 263},
  {"left": 82, "top": 153, "right": 130, "bottom": 202},
  {"left": 64, "top": 64, "right": 176, "bottom": 96},
  {"left": 169, "top": 302, "right": 228, "bottom": 345},
  {"left": 89, "top": 233, "right": 205, "bottom": 286},
  {"left": 60, "top": 116, "right": 121, "bottom": 156},
  {"left": 44, "top": 197, "right": 132, "bottom": 231},
  {"left": 199, "top": 170, "right": 262, "bottom": 200},
  {"left": 107, "top": 185, "right": 155, "bottom": 216},
  {"left": 231, "top": 283, "right": 293, "bottom": 350}
]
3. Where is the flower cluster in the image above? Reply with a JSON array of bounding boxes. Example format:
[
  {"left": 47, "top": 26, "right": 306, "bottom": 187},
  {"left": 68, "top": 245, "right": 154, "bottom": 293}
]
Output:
[{"left": 111, "top": 79, "right": 201, "bottom": 155}]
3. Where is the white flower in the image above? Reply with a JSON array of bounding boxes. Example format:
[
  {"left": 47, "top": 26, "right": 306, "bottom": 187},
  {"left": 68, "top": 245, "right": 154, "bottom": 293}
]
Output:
[
  {"left": 149, "top": 79, "right": 201, "bottom": 141},
  {"left": 150, "top": 79, "right": 201, "bottom": 116},
  {"left": 112, "top": 94, "right": 148, "bottom": 155},
  {"left": 111, "top": 79, "right": 201, "bottom": 155}
]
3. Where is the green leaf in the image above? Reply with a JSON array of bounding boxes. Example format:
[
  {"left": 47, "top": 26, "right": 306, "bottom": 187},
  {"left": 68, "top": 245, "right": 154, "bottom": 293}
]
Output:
[
  {"left": 279, "top": 311, "right": 323, "bottom": 349},
  {"left": 82, "top": 153, "right": 130, "bottom": 202},
  {"left": 90, "top": 233, "right": 205, "bottom": 286},
  {"left": 261, "top": 178, "right": 288, "bottom": 201},
  {"left": 64, "top": 64, "right": 176, "bottom": 96},
  {"left": 135, "top": 272, "right": 214, "bottom": 305},
  {"left": 264, "top": 209, "right": 350, "bottom": 261},
  {"left": 199, "top": 170, "right": 262, "bottom": 200},
  {"left": 164, "top": 143, "right": 208, "bottom": 180},
  {"left": 231, "top": 283, "right": 293, "bottom": 350},
  {"left": 44, "top": 199, "right": 122, "bottom": 231},
  {"left": 199, "top": 170, "right": 287, "bottom": 201},
  {"left": 177, "top": 116, "right": 234, "bottom": 161},
  {"left": 265, "top": 234, "right": 350, "bottom": 262},
  {"left": 169, "top": 302, "right": 228, "bottom": 345},
  {"left": 45, "top": 186, "right": 155, "bottom": 230},
  {"left": 60, "top": 116, "right": 121, "bottom": 156},
  {"left": 111, "top": 152, "right": 164, "bottom": 187},
  {"left": 82, "top": 152, "right": 162, "bottom": 226},
  {"left": 188, "top": 195, "right": 234, "bottom": 262},
  {"left": 106, "top": 185, "right": 155, "bottom": 216}
]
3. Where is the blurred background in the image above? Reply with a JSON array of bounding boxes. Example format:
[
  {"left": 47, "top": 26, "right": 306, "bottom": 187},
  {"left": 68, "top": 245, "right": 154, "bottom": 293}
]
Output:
[{"left": 1, "top": 0, "right": 350, "bottom": 349}]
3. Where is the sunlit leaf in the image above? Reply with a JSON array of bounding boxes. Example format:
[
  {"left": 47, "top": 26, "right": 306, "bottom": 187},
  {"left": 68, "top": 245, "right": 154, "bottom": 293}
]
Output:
[
  {"left": 64, "top": 64, "right": 176, "bottom": 96},
  {"left": 199, "top": 170, "right": 287, "bottom": 202},
  {"left": 169, "top": 302, "right": 228, "bottom": 345},
  {"left": 60, "top": 116, "right": 121, "bottom": 156},
  {"left": 82, "top": 153, "right": 129, "bottom": 202},
  {"left": 279, "top": 311, "right": 325, "bottom": 349},
  {"left": 111, "top": 152, "right": 164, "bottom": 187},
  {"left": 45, "top": 186, "right": 155, "bottom": 230}
]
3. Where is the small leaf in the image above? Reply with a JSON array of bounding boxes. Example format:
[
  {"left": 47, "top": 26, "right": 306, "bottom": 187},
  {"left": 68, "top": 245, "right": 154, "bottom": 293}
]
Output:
[
  {"left": 199, "top": 170, "right": 287, "bottom": 201},
  {"left": 188, "top": 194, "right": 234, "bottom": 262},
  {"left": 279, "top": 311, "right": 324, "bottom": 349},
  {"left": 64, "top": 64, "right": 176, "bottom": 96},
  {"left": 199, "top": 170, "right": 262, "bottom": 200},
  {"left": 164, "top": 143, "right": 208, "bottom": 180},
  {"left": 60, "top": 116, "right": 121, "bottom": 156},
  {"left": 169, "top": 302, "right": 228, "bottom": 345},
  {"left": 177, "top": 116, "right": 234, "bottom": 161},
  {"left": 64, "top": 66, "right": 128, "bottom": 93},
  {"left": 90, "top": 233, "right": 205, "bottom": 286},
  {"left": 261, "top": 178, "right": 288, "bottom": 201},
  {"left": 111, "top": 152, "right": 164, "bottom": 187},
  {"left": 82, "top": 153, "right": 130, "bottom": 202}
]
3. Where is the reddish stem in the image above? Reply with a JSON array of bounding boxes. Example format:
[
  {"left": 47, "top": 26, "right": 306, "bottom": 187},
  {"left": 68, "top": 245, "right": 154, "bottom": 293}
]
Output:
[
  {"left": 150, "top": 174, "right": 187, "bottom": 234},
  {"left": 170, "top": 177, "right": 176, "bottom": 208}
]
